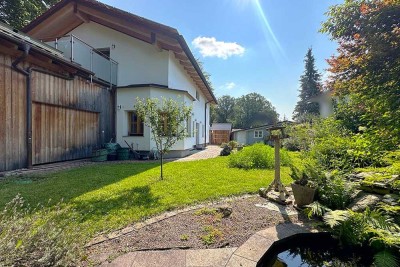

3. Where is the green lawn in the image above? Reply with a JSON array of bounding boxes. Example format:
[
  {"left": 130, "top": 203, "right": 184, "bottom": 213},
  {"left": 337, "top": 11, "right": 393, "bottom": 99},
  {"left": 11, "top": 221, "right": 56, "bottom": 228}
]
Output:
[{"left": 0, "top": 156, "right": 294, "bottom": 240}]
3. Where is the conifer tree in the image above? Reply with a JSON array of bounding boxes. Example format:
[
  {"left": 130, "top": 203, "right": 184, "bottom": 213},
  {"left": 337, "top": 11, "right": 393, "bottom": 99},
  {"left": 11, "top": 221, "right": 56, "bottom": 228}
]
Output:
[{"left": 293, "top": 48, "right": 322, "bottom": 121}]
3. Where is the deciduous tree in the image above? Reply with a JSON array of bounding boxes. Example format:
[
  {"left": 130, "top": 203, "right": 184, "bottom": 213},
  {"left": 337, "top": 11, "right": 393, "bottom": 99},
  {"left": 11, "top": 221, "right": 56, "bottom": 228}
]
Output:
[
  {"left": 135, "top": 98, "right": 192, "bottom": 179},
  {"left": 322, "top": 0, "right": 400, "bottom": 148},
  {"left": 234, "top": 93, "right": 278, "bottom": 128},
  {"left": 0, "top": 0, "right": 59, "bottom": 29},
  {"left": 214, "top": 95, "right": 235, "bottom": 123}
]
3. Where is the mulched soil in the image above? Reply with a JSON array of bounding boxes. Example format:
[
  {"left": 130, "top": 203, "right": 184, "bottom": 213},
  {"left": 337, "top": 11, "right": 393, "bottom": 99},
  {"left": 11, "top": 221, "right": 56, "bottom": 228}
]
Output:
[{"left": 86, "top": 195, "right": 309, "bottom": 265}]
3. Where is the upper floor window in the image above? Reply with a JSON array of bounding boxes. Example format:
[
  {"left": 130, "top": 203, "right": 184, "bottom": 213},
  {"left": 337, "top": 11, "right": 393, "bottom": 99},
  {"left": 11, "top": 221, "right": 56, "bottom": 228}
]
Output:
[
  {"left": 128, "top": 111, "right": 143, "bottom": 136},
  {"left": 254, "top": 130, "right": 263, "bottom": 138},
  {"left": 196, "top": 90, "right": 200, "bottom": 101}
]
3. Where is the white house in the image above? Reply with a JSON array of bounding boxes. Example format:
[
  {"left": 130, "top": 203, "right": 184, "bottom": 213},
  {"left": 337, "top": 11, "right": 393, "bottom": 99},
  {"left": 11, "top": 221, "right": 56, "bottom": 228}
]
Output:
[{"left": 24, "top": 0, "right": 217, "bottom": 158}]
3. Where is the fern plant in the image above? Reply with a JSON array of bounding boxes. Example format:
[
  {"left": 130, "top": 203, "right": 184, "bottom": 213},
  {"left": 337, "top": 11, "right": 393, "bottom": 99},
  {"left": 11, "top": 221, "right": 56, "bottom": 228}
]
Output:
[
  {"left": 304, "top": 201, "right": 331, "bottom": 219},
  {"left": 323, "top": 208, "right": 400, "bottom": 267},
  {"left": 373, "top": 250, "right": 399, "bottom": 267}
]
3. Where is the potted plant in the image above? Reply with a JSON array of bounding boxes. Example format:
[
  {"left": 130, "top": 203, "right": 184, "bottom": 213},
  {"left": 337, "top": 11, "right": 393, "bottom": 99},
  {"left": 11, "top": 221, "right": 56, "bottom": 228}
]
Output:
[{"left": 290, "top": 165, "right": 318, "bottom": 207}]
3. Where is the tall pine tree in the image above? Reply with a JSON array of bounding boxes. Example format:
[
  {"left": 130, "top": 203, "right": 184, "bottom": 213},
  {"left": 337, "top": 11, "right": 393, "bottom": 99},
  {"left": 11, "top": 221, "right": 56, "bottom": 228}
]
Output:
[{"left": 293, "top": 48, "right": 322, "bottom": 121}]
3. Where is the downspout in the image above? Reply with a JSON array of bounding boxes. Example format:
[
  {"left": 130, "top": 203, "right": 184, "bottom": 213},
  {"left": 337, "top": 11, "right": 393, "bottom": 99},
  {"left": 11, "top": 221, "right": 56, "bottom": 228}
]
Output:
[
  {"left": 204, "top": 100, "right": 212, "bottom": 148},
  {"left": 11, "top": 44, "right": 33, "bottom": 169}
]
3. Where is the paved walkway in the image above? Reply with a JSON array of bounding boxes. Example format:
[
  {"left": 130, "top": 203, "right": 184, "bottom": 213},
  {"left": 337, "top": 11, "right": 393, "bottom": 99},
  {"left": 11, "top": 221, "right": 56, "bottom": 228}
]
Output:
[
  {"left": 174, "top": 145, "right": 222, "bottom": 162},
  {"left": 101, "top": 223, "right": 316, "bottom": 267}
]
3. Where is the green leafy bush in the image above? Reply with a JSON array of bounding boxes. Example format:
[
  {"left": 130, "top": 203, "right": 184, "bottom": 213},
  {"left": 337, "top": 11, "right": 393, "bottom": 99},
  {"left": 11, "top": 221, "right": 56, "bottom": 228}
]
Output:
[
  {"left": 228, "top": 143, "right": 291, "bottom": 170},
  {"left": 317, "top": 173, "right": 355, "bottom": 210},
  {"left": 220, "top": 145, "right": 232, "bottom": 156},
  {"left": 227, "top": 140, "right": 238, "bottom": 150},
  {"left": 309, "top": 132, "right": 386, "bottom": 171},
  {"left": 323, "top": 208, "right": 400, "bottom": 266},
  {"left": 0, "top": 195, "right": 84, "bottom": 267}
]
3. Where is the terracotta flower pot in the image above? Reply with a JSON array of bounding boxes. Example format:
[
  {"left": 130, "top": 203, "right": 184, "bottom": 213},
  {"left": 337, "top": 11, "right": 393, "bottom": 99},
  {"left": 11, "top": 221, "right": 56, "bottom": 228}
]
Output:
[{"left": 291, "top": 183, "right": 316, "bottom": 207}]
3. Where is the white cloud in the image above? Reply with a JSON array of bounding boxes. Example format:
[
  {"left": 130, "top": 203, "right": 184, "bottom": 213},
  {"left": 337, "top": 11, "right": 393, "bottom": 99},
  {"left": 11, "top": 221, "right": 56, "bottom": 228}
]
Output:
[
  {"left": 192, "top": 37, "right": 245, "bottom": 59},
  {"left": 225, "top": 82, "right": 236, "bottom": 90}
]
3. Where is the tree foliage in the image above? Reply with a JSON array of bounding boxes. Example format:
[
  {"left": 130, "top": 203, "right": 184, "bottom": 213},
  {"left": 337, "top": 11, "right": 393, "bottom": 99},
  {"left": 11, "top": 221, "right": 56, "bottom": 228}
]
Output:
[
  {"left": 322, "top": 0, "right": 400, "bottom": 148},
  {"left": 0, "top": 0, "right": 59, "bottom": 29},
  {"left": 212, "top": 93, "right": 278, "bottom": 128},
  {"left": 234, "top": 93, "right": 278, "bottom": 128},
  {"left": 213, "top": 95, "right": 235, "bottom": 123},
  {"left": 293, "top": 48, "right": 322, "bottom": 121},
  {"left": 135, "top": 97, "right": 191, "bottom": 179}
]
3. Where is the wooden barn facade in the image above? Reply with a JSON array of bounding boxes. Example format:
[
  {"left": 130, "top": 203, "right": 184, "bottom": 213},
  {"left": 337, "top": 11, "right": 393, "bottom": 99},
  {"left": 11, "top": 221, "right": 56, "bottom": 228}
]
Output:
[{"left": 0, "top": 23, "right": 115, "bottom": 172}]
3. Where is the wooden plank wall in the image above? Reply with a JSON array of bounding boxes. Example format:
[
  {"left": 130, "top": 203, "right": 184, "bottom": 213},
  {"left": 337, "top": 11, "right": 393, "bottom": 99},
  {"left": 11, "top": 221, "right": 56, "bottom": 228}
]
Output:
[
  {"left": 210, "top": 130, "right": 231, "bottom": 145},
  {"left": 0, "top": 53, "right": 114, "bottom": 172},
  {"left": 0, "top": 53, "right": 28, "bottom": 171}
]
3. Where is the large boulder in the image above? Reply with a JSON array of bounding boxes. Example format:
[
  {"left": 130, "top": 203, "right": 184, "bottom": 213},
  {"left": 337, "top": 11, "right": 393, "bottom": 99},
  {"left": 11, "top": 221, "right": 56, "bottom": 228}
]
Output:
[{"left": 348, "top": 192, "right": 383, "bottom": 212}]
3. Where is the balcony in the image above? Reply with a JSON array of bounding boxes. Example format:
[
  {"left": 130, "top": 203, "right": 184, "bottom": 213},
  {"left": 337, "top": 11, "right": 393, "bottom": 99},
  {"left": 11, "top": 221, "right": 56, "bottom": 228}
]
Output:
[{"left": 46, "top": 35, "right": 118, "bottom": 86}]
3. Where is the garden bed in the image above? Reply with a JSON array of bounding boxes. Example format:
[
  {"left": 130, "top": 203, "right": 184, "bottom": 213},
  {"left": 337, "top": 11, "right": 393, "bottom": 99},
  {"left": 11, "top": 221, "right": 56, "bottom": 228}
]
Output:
[{"left": 86, "top": 195, "right": 307, "bottom": 265}]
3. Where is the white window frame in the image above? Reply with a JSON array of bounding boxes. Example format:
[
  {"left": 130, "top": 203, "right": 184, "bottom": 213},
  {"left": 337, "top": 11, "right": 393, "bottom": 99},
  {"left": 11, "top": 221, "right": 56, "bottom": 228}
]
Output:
[{"left": 254, "top": 130, "right": 263, "bottom": 138}]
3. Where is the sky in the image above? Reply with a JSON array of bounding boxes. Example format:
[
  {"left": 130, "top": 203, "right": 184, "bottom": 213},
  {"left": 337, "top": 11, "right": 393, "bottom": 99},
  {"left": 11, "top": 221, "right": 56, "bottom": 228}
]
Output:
[{"left": 99, "top": 0, "right": 343, "bottom": 120}]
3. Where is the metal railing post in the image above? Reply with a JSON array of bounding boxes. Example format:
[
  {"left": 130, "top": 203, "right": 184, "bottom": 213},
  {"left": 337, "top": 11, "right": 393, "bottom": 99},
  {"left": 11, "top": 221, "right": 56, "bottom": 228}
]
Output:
[{"left": 70, "top": 35, "right": 74, "bottom": 61}]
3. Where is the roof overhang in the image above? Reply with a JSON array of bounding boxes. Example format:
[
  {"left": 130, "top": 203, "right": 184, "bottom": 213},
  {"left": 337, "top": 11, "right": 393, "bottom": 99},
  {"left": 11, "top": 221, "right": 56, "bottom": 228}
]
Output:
[
  {"left": 23, "top": 0, "right": 217, "bottom": 104},
  {"left": 0, "top": 22, "right": 93, "bottom": 76}
]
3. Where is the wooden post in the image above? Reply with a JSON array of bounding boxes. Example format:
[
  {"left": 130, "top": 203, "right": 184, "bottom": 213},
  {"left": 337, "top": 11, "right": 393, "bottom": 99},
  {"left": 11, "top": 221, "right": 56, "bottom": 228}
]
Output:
[{"left": 265, "top": 131, "right": 289, "bottom": 201}]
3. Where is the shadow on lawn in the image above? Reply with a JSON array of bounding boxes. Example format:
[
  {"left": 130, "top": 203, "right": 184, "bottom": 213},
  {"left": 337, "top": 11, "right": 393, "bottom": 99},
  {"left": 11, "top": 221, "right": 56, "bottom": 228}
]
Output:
[
  {"left": 0, "top": 162, "right": 160, "bottom": 209},
  {"left": 71, "top": 185, "right": 160, "bottom": 225}
]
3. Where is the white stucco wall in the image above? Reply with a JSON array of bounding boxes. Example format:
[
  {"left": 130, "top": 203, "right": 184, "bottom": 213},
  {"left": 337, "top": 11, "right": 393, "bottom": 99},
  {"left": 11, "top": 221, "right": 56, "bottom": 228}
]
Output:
[
  {"left": 69, "top": 22, "right": 169, "bottom": 86},
  {"left": 68, "top": 22, "right": 211, "bottom": 154},
  {"left": 168, "top": 53, "right": 210, "bottom": 146}
]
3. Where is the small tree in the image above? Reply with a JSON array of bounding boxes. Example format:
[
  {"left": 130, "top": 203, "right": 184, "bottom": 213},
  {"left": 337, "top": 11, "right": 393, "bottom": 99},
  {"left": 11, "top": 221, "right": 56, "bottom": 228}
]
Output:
[{"left": 135, "top": 97, "right": 192, "bottom": 179}]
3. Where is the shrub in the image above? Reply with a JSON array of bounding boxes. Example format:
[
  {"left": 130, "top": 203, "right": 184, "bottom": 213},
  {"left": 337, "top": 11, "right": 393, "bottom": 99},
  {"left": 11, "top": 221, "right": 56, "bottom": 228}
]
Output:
[
  {"left": 0, "top": 195, "right": 84, "bottom": 267},
  {"left": 228, "top": 143, "right": 291, "bottom": 170},
  {"left": 323, "top": 208, "right": 400, "bottom": 266},
  {"left": 220, "top": 145, "right": 232, "bottom": 156},
  {"left": 310, "top": 133, "right": 386, "bottom": 171},
  {"left": 227, "top": 140, "right": 238, "bottom": 150},
  {"left": 317, "top": 173, "right": 355, "bottom": 210}
]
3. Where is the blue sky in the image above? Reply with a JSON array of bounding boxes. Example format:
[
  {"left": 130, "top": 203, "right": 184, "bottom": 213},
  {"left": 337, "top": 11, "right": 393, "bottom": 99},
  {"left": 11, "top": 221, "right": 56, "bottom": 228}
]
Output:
[{"left": 99, "top": 0, "right": 342, "bottom": 119}]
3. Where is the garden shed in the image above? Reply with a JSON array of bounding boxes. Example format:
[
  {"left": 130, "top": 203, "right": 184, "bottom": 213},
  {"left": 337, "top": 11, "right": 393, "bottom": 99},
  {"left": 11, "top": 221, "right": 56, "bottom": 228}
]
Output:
[
  {"left": 0, "top": 22, "right": 114, "bottom": 172},
  {"left": 210, "top": 123, "right": 232, "bottom": 145}
]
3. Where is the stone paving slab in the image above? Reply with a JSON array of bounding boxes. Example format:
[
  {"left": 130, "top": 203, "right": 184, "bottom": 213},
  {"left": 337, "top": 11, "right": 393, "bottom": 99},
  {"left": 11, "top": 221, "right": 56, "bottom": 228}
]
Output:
[
  {"left": 225, "top": 255, "right": 256, "bottom": 267},
  {"left": 186, "top": 248, "right": 237, "bottom": 267},
  {"left": 131, "top": 250, "right": 186, "bottom": 267},
  {"left": 232, "top": 234, "right": 273, "bottom": 262},
  {"left": 104, "top": 223, "right": 319, "bottom": 267}
]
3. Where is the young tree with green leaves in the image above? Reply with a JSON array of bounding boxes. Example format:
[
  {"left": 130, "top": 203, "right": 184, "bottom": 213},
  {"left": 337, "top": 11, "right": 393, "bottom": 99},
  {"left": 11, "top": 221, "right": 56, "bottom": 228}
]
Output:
[
  {"left": 135, "top": 98, "right": 192, "bottom": 180},
  {"left": 293, "top": 48, "right": 322, "bottom": 122},
  {"left": 0, "top": 0, "right": 59, "bottom": 29}
]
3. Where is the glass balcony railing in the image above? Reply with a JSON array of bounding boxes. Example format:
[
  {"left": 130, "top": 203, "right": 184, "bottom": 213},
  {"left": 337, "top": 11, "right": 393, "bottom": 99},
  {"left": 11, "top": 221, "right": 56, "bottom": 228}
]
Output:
[{"left": 46, "top": 35, "right": 118, "bottom": 86}]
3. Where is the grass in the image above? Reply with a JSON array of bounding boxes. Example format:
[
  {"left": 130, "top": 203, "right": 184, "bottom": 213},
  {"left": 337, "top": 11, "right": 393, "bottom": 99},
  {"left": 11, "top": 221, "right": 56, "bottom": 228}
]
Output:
[{"left": 0, "top": 155, "right": 295, "bottom": 241}]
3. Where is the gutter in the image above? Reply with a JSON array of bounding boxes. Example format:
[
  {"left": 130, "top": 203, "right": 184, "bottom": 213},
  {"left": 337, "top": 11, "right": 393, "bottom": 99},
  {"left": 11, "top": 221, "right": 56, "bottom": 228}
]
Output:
[{"left": 204, "top": 100, "right": 212, "bottom": 148}]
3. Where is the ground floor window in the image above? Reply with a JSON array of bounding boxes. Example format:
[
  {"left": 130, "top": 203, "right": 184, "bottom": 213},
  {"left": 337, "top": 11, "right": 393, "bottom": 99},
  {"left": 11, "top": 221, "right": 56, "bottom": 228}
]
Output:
[
  {"left": 128, "top": 111, "right": 143, "bottom": 136},
  {"left": 254, "top": 130, "right": 263, "bottom": 138}
]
